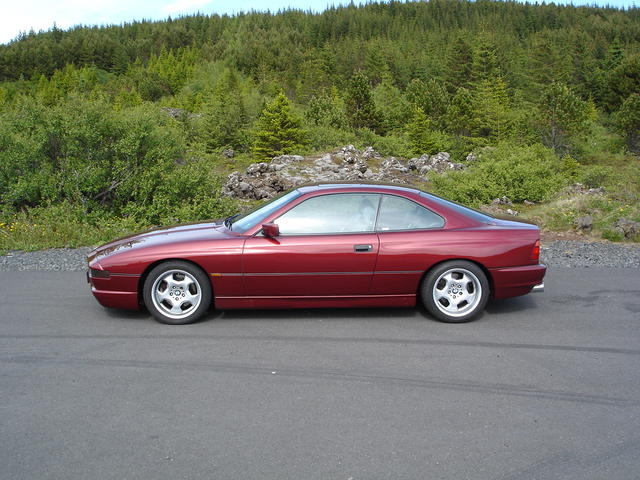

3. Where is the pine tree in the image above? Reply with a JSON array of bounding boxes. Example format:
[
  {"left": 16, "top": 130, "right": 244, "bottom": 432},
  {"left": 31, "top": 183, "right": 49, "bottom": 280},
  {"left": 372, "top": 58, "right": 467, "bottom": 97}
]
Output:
[
  {"left": 372, "top": 72, "right": 411, "bottom": 132},
  {"left": 306, "top": 89, "right": 348, "bottom": 129},
  {"left": 405, "top": 78, "right": 450, "bottom": 130},
  {"left": 446, "top": 37, "right": 473, "bottom": 91},
  {"left": 527, "top": 32, "right": 570, "bottom": 94},
  {"left": 204, "top": 68, "right": 250, "bottom": 151},
  {"left": 445, "top": 87, "right": 475, "bottom": 137},
  {"left": 344, "top": 71, "right": 381, "bottom": 132},
  {"left": 252, "top": 92, "right": 307, "bottom": 161},
  {"left": 536, "top": 81, "right": 589, "bottom": 153},
  {"left": 603, "top": 55, "right": 640, "bottom": 112},
  {"left": 615, "top": 93, "right": 640, "bottom": 154},
  {"left": 471, "top": 38, "right": 499, "bottom": 85},
  {"left": 111, "top": 46, "right": 129, "bottom": 75},
  {"left": 604, "top": 38, "right": 625, "bottom": 70},
  {"left": 473, "top": 76, "right": 512, "bottom": 140},
  {"left": 406, "top": 108, "right": 449, "bottom": 155}
]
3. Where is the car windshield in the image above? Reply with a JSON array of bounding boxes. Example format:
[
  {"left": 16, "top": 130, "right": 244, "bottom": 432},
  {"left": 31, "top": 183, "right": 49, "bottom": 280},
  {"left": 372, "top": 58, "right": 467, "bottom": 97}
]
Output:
[
  {"left": 419, "top": 192, "right": 495, "bottom": 223},
  {"left": 230, "top": 190, "right": 302, "bottom": 233}
]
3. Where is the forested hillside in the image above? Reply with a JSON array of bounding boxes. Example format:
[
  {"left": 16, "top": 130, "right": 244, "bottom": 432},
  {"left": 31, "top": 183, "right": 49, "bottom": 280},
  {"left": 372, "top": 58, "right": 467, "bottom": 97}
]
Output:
[{"left": 1, "top": 0, "right": 639, "bottom": 249}]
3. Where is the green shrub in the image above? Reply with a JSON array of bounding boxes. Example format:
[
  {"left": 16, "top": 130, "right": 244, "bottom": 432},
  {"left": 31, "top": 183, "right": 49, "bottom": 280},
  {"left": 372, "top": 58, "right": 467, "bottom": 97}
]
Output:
[
  {"left": 578, "top": 165, "right": 615, "bottom": 189},
  {"left": 601, "top": 229, "right": 625, "bottom": 242},
  {"left": 430, "top": 143, "right": 577, "bottom": 205},
  {"left": 354, "top": 129, "right": 414, "bottom": 157},
  {"left": 304, "top": 125, "right": 358, "bottom": 152},
  {"left": 0, "top": 96, "right": 237, "bottom": 227}
]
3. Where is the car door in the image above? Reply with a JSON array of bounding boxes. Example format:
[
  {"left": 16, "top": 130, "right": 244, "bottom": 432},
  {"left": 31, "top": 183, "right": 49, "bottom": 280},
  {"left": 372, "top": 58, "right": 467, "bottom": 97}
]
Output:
[
  {"left": 242, "top": 193, "right": 380, "bottom": 297},
  {"left": 371, "top": 194, "right": 446, "bottom": 295}
]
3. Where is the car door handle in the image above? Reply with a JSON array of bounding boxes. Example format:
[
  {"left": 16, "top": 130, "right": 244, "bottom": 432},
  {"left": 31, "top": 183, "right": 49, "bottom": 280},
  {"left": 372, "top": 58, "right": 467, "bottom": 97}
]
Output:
[{"left": 354, "top": 244, "right": 373, "bottom": 252}]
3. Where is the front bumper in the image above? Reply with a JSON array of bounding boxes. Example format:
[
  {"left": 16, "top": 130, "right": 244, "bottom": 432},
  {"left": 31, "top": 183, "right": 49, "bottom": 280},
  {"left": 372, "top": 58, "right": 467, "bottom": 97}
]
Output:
[{"left": 87, "top": 269, "right": 141, "bottom": 310}]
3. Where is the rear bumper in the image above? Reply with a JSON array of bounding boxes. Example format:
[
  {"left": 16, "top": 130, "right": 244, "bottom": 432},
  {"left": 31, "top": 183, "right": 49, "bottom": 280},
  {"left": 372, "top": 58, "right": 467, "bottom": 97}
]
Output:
[{"left": 489, "top": 264, "right": 547, "bottom": 299}]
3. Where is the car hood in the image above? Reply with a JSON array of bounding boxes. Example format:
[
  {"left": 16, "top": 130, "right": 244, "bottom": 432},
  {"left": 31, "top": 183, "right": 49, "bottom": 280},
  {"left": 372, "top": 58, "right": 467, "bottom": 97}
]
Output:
[{"left": 87, "top": 221, "right": 233, "bottom": 263}]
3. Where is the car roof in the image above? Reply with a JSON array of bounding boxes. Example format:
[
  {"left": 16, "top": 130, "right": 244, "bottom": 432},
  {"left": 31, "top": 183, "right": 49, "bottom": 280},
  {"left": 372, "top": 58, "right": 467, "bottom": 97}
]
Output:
[{"left": 297, "top": 183, "right": 422, "bottom": 196}]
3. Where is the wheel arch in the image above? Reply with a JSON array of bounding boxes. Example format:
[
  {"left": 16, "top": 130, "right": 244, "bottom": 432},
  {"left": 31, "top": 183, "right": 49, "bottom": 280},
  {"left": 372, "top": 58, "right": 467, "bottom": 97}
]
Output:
[
  {"left": 417, "top": 258, "right": 494, "bottom": 298},
  {"left": 137, "top": 258, "right": 213, "bottom": 306}
]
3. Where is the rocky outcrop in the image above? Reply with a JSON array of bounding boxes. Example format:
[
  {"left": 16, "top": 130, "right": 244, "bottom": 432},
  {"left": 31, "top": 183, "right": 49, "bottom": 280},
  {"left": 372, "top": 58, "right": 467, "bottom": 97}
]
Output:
[
  {"left": 480, "top": 204, "right": 519, "bottom": 216},
  {"left": 562, "top": 183, "right": 605, "bottom": 196},
  {"left": 613, "top": 218, "right": 640, "bottom": 239},
  {"left": 223, "top": 146, "right": 467, "bottom": 199},
  {"left": 407, "top": 152, "right": 464, "bottom": 175}
]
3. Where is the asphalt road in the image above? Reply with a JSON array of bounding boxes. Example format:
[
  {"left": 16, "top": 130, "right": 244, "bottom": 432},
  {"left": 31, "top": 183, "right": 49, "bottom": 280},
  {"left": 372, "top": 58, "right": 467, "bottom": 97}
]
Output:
[{"left": 1, "top": 268, "right": 639, "bottom": 480}]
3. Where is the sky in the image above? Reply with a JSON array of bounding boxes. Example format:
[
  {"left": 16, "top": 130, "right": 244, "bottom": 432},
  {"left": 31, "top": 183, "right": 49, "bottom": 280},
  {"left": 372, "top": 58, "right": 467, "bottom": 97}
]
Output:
[{"left": 1, "top": 0, "right": 637, "bottom": 45}]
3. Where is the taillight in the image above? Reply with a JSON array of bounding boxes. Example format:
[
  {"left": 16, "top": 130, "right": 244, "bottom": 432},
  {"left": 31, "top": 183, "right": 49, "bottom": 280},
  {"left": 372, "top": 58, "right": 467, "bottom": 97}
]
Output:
[{"left": 530, "top": 239, "right": 540, "bottom": 263}]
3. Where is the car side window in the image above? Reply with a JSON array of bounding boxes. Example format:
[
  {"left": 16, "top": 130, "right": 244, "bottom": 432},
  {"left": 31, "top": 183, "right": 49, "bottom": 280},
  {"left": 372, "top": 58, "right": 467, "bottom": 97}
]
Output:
[
  {"left": 376, "top": 195, "right": 444, "bottom": 231},
  {"left": 275, "top": 193, "right": 380, "bottom": 235}
]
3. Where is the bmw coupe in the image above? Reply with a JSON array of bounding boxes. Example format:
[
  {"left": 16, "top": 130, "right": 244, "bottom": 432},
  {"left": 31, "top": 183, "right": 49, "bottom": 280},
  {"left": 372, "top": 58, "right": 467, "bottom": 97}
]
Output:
[{"left": 87, "top": 184, "right": 545, "bottom": 324}]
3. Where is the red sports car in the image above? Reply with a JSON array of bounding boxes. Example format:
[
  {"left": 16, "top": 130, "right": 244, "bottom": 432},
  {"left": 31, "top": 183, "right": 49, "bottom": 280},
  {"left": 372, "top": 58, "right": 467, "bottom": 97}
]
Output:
[{"left": 87, "top": 184, "right": 545, "bottom": 324}]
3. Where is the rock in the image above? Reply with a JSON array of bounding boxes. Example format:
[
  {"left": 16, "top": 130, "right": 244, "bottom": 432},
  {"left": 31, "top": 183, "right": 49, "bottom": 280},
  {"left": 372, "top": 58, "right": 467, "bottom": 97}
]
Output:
[
  {"left": 492, "top": 196, "right": 513, "bottom": 206},
  {"left": 161, "top": 107, "right": 201, "bottom": 119},
  {"left": 272, "top": 154, "right": 305, "bottom": 165},
  {"left": 407, "top": 154, "right": 430, "bottom": 171},
  {"left": 465, "top": 153, "right": 477, "bottom": 162},
  {"left": 524, "top": 200, "right": 535, "bottom": 206},
  {"left": 613, "top": 218, "right": 640, "bottom": 239},
  {"left": 574, "top": 215, "right": 593, "bottom": 231},
  {"left": 380, "top": 157, "right": 408, "bottom": 173},
  {"left": 338, "top": 145, "right": 361, "bottom": 164},
  {"left": 222, "top": 145, "right": 464, "bottom": 199},
  {"left": 246, "top": 162, "right": 269, "bottom": 175},
  {"left": 408, "top": 152, "right": 463, "bottom": 175},
  {"left": 222, "top": 148, "right": 235, "bottom": 158},
  {"left": 563, "top": 183, "right": 605, "bottom": 196},
  {"left": 430, "top": 152, "right": 450, "bottom": 164},
  {"left": 480, "top": 204, "right": 518, "bottom": 216},
  {"left": 362, "top": 146, "right": 381, "bottom": 160},
  {"left": 354, "top": 159, "right": 369, "bottom": 174}
]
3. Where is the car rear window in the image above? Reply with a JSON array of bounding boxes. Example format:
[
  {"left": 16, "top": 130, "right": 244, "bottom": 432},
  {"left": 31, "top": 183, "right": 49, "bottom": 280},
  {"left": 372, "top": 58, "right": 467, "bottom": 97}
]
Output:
[{"left": 419, "top": 192, "right": 494, "bottom": 223}]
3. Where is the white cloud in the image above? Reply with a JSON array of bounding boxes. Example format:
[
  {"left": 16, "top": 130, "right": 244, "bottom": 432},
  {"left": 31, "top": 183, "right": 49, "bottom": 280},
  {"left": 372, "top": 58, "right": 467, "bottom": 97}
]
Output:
[
  {"left": 0, "top": 0, "right": 213, "bottom": 44},
  {"left": 162, "top": 0, "right": 212, "bottom": 15}
]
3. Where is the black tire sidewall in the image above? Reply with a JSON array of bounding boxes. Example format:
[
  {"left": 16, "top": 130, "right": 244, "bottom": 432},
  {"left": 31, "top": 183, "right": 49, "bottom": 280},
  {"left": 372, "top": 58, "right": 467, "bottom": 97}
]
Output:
[
  {"left": 143, "top": 261, "right": 212, "bottom": 325},
  {"left": 421, "top": 261, "right": 489, "bottom": 323}
]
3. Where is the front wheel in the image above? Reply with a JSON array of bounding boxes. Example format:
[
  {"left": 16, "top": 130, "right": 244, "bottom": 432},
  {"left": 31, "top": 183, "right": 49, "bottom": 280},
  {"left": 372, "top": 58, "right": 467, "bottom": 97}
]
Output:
[
  {"left": 421, "top": 261, "right": 489, "bottom": 323},
  {"left": 143, "top": 261, "right": 212, "bottom": 325}
]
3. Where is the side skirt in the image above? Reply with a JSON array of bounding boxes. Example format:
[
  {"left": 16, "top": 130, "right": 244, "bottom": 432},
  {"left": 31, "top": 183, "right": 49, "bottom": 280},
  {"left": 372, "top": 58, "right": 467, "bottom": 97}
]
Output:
[{"left": 215, "top": 294, "right": 416, "bottom": 310}]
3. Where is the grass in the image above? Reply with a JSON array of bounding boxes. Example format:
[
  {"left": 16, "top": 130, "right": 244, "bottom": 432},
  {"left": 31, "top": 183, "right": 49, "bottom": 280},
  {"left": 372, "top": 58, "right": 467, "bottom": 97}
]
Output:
[{"left": 0, "top": 205, "right": 149, "bottom": 254}]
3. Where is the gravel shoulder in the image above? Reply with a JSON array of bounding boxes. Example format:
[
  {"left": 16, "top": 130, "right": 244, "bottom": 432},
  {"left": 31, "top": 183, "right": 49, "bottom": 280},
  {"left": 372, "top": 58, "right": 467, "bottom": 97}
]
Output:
[{"left": 1, "top": 241, "right": 639, "bottom": 271}]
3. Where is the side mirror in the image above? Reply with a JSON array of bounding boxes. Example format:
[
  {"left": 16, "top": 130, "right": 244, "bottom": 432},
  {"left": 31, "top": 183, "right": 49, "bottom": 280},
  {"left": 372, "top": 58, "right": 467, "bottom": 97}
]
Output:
[{"left": 262, "top": 223, "right": 280, "bottom": 238}]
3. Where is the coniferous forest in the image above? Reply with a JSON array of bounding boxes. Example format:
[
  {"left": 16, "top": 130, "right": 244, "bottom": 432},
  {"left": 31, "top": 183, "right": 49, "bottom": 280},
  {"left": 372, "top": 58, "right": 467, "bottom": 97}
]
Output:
[{"left": 0, "top": 0, "right": 639, "bottom": 248}]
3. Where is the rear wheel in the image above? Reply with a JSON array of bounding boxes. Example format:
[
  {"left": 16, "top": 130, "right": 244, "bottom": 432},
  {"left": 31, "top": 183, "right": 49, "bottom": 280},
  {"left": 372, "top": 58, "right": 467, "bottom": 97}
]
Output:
[
  {"left": 143, "top": 261, "right": 211, "bottom": 325},
  {"left": 421, "top": 261, "right": 489, "bottom": 323}
]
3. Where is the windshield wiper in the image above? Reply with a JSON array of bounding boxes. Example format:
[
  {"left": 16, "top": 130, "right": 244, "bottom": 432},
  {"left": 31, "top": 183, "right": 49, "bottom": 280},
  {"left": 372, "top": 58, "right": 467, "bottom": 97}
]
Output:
[{"left": 223, "top": 214, "right": 240, "bottom": 230}]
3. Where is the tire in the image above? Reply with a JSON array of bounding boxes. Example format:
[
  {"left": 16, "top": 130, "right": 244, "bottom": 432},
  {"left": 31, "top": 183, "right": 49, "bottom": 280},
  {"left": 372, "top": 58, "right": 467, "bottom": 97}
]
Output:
[
  {"left": 421, "top": 260, "right": 489, "bottom": 323},
  {"left": 143, "top": 261, "right": 212, "bottom": 325}
]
